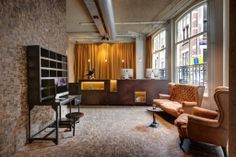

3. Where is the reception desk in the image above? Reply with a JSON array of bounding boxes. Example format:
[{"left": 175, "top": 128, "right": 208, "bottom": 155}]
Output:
[{"left": 69, "top": 79, "right": 169, "bottom": 105}]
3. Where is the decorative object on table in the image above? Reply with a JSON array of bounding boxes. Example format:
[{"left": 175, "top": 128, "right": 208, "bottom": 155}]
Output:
[
  {"left": 86, "top": 68, "right": 95, "bottom": 80},
  {"left": 120, "top": 68, "right": 133, "bottom": 79},
  {"left": 145, "top": 68, "right": 159, "bottom": 79}
]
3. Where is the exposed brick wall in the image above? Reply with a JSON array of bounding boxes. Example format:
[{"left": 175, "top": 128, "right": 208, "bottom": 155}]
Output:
[{"left": 0, "top": 0, "right": 66, "bottom": 156}]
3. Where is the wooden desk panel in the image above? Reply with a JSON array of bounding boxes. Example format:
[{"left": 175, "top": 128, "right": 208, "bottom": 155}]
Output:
[{"left": 69, "top": 80, "right": 169, "bottom": 105}]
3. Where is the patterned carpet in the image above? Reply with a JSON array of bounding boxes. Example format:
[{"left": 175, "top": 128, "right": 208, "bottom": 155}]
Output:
[{"left": 11, "top": 106, "right": 224, "bottom": 157}]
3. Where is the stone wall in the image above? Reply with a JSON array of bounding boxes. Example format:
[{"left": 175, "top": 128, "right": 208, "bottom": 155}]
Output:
[{"left": 0, "top": 0, "right": 66, "bottom": 156}]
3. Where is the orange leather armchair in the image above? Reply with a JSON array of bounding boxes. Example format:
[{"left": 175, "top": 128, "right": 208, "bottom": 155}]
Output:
[{"left": 175, "top": 86, "right": 229, "bottom": 156}]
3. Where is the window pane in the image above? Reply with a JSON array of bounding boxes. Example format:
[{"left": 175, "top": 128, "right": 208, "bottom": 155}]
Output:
[
  {"left": 203, "top": 5, "right": 207, "bottom": 32},
  {"left": 152, "top": 50, "right": 167, "bottom": 79},
  {"left": 152, "top": 53, "right": 158, "bottom": 69},
  {"left": 154, "top": 30, "right": 166, "bottom": 51},
  {"left": 177, "top": 20, "right": 183, "bottom": 42},
  {"left": 161, "top": 31, "right": 166, "bottom": 48},
  {"left": 177, "top": 14, "right": 190, "bottom": 42},
  {"left": 191, "top": 5, "right": 204, "bottom": 36},
  {"left": 152, "top": 30, "right": 167, "bottom": 79},
  {"left": 157, "top": 35, "right": 160, "bottom": 50},
  {"left": 184, "top": 14, "right": 190, "bottom": 39},
  {"left": 176, "top": 41, "right": 190, "bottom": 66},
  {"left": 175, "top": 3, "right": 208, "bottom": 94},
  {"left": 153, "top": 37, "right": 157, "bottom": 51},
  {"left": 190, "top": 33, "right": 207, "bottom": 65},
  {"left": 159, "top": 50, "right": 166, "bottom": 69}
]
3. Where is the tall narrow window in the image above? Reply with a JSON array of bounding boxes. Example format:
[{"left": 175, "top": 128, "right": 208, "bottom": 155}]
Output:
[
  {"left": 175, "top": 3, "right": 208, "bottom": 93},
  {"left": 152, "top": 30, "right": 167, "bottom": 79}
]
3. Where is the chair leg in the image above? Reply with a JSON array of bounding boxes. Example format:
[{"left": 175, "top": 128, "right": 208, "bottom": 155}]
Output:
[
  {"left": 222, "top": 146, "right": 227, "bottom": 157},
  {"left": 180, "top": 137, "right": 184, "bottom": 148},
  {"left": 73, "top": 119, "right": 76, "bottom": 136}
]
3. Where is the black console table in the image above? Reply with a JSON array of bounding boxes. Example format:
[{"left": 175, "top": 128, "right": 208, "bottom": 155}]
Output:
[
  {"left": 27, "top": 45, "right": 75, "bottom": 144},
  {"left": 29, "top": 95, "right": 81, "bottom": 144}
]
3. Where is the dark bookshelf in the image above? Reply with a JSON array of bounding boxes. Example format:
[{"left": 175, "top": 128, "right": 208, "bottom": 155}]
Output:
[{"left": 27, "top": 45, "right": 68, "bottom": 106}]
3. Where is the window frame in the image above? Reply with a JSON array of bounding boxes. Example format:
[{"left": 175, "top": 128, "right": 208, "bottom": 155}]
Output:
[
  {"left": 174, "top": 1, "right": 208, "bottom": 89},
  {"left": 152, "top": 29, "right": 167, "bottom": 79}
]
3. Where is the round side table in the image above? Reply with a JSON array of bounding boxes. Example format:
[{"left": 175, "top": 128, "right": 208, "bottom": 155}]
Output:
[{"left": 147, "top": 108, "right": 160, "bottom": 128}]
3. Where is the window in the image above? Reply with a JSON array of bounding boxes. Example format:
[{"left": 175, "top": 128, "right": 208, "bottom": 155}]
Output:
[
  {"left": 152, "top": 30, "right": 167, "bottom": 79},
  {"left": 175, "top": 4, "right": 207, "bottom": 92}
]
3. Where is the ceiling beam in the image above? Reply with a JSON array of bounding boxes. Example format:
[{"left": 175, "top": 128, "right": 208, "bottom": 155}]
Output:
[
  {"left": 97, "top": 0, "right": 116, "bottom": 39},
  {"left": 83, "top": 0, "right": 107, "bottom": 36}
]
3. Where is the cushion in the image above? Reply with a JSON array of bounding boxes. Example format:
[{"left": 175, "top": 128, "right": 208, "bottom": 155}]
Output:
[
  {"left": 158, "top": 100, "right": 182, "bottom": 117},
  {"left": 170, "top": 84, "right": 197, "bottom": 103}
]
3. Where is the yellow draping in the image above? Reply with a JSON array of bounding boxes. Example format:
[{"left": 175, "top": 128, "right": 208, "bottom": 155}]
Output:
[
  {"left": 145, "top": 36, "right": 153, "bottom": 69},
  {"left": 74, "top": 42, "right": 136, "bottom": 81}
]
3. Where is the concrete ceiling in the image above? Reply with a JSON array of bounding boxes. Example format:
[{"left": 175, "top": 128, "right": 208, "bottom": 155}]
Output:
[{"left": 66, "top": 0, "right": 196, "bottom": 42}]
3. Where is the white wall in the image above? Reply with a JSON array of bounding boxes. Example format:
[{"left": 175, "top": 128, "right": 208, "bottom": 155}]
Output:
[
  {"left": 67, "top": 40, "right": 76, "bottom": 83},
  {"left": 135, "top": 36, "right": 146, "bottom": 79},
  {"left": 223, "top": 0, "right": 229, "bottom": 86},
  {"left": 207, "top": 0, "right": 224, "bottom": 110}
]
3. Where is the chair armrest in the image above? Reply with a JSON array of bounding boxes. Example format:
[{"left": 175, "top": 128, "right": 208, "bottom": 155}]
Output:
[
  {"left": 159, "top": 94, "right": 170, "bottom": 99},
  {"left": 182, "top": 101, "right": 197, "bottom": 107},
  {"left": 180, "top": 102, "right": 197, "bottom": 114},
  {"left": 188, "top": 114, "right": 219, "bottom": 128},
  {"left": 192, "top": 107, "right": 218, "bottom": 119}
]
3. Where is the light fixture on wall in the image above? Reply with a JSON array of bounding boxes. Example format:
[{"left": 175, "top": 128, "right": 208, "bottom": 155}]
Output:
[
  {"left": 88, "top": 59, "right": 91, "bottom": 69},
  {"left": 105, "top": 59, "right": 108, "bottom": 62},
  {"left": 121, "top": 59, "right": 125, "bottom": 63}
]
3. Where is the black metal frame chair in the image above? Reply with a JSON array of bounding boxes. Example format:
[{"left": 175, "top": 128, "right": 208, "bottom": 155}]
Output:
[{"left": 66, "top": 95, "right": 84, "bottom": 136}]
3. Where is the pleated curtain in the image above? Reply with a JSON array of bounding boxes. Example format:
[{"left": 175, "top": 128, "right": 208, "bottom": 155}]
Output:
[
  {"left": 145, "top": 35, "right": 153, "bottom": 69},
  {"left": 74, "top": 42, "right": 136, "bottom": 81}
]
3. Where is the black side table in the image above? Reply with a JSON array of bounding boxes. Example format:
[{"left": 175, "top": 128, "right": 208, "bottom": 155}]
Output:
[{"left": 147, "top": 108, "right": 160, "bottom": 128}]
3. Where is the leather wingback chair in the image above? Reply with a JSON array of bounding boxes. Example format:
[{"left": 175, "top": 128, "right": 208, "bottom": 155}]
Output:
[{"left": 175, "top": 86, "right": 229, "bottom": 156}]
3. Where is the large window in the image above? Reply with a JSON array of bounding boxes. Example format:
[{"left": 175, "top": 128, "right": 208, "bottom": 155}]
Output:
[
  {"left": 152, "top": 30, "right": 167, "bottom": 79},
  {"left": 175, "top": 4, "right": 207, "bottom": 92}
]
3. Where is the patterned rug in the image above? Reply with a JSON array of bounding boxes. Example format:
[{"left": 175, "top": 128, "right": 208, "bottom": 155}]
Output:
[{"left": 11, "top": 106, "right": 224, "bottom": 157}]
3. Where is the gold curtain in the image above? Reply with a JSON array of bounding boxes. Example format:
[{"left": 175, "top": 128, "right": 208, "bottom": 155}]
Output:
[
  {"left": 145, "top": 36, "right": 153, "bottom": 69},
  {"left": 74, "top": 42, "right": 136, "bottom": 81}
]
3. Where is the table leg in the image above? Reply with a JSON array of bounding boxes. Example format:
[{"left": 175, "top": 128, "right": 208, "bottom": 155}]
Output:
[
  {"left": 59, "top": 105, "right": 61, "bottom": 121},
  {"left": 55, "top": 106, "right": 59, "bottom": 144},
  {"left": 149, "top": 112, "right": 159, "bottom": 128}
]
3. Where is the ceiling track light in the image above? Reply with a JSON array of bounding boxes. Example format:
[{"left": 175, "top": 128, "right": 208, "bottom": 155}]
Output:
[
  {"left": 101, "top": 36, "right": 109, "bottom": 41},
  {"left": 93, "top": 15, "right": 99, "bottom": 19}
]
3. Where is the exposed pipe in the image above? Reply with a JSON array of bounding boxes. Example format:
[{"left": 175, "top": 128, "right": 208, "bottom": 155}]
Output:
[
  {"left": 97, "top": 0, "right": 116, "bottom": 40},
  {"left": 115, "top": 21, "right": 166, "bottom": 25},
  {"left": 79, "top": 21, "right": 166, "bottom": 25}
]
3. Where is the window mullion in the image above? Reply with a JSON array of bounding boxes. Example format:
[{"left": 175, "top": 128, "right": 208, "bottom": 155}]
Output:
[{"left": 176, "top": 31, "right": 206, "bottom": 45}]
